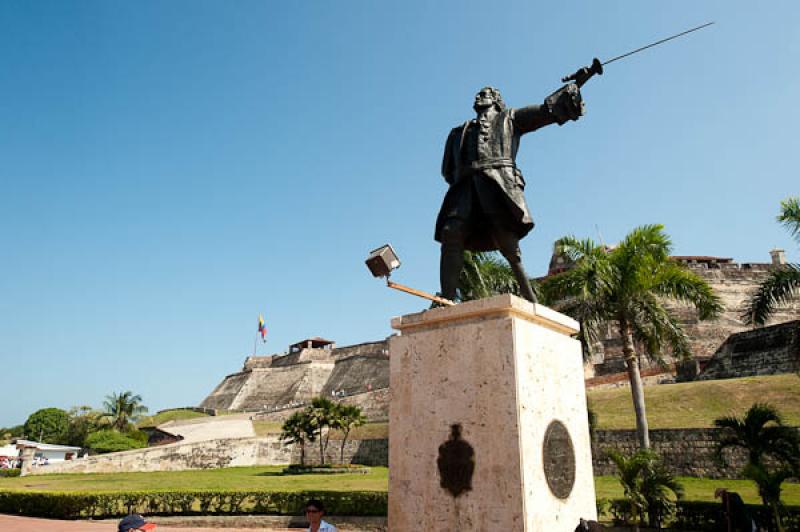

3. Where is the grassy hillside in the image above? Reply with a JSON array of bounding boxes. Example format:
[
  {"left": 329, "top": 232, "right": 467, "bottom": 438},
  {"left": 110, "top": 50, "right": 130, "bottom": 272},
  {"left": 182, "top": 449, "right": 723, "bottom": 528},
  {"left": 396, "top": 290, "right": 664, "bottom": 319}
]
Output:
[
  {"left": 137, "top": 409, "right": 209, "bottom": 428},
  {"left": 588, "top": 374, "right": 800, "bottom": 430}
]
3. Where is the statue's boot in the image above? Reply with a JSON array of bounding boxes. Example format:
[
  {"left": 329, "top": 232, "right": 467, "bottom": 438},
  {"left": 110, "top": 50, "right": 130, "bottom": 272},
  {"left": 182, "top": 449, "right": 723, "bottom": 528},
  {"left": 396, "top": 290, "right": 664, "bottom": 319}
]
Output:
[
  {"left": 506, "top": 256, "right": 538, "bottom": 304},
  {"left": 494, "top": 229, "right": 538, "bottom": 304},
  {"left": 440, "top": 244, "right": 464, "bottom": 302}
]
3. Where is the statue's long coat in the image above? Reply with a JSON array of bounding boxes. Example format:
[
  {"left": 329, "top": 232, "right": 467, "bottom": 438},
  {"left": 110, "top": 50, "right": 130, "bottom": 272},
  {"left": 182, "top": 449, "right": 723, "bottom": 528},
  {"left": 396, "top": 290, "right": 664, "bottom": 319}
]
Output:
[{"left": 435, "top": 105, "right": 558, "bottom": 252}]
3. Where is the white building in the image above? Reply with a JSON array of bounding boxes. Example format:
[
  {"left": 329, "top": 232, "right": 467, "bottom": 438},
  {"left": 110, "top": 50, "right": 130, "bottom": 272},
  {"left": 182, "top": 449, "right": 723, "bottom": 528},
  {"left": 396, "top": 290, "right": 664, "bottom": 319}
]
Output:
[
  {"left": 0, "top": 444, "right": 19, "bottom": 459},
  {"left": 15, "top": 439, "right": 81, "bottom": 464}
]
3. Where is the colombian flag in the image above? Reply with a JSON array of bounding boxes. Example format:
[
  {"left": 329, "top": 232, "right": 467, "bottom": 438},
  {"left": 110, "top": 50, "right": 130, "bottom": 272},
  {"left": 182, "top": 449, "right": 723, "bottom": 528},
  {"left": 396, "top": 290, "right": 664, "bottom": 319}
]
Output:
[{"left": 258, "top": 314, "right": 267, "bottom": 342}]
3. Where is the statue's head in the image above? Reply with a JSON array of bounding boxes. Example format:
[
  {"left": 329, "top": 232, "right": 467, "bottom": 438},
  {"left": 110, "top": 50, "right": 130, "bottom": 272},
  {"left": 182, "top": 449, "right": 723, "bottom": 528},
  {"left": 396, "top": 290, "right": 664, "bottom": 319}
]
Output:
[{"left": 473, "top": 86, "right": 505, "bottom": 113}]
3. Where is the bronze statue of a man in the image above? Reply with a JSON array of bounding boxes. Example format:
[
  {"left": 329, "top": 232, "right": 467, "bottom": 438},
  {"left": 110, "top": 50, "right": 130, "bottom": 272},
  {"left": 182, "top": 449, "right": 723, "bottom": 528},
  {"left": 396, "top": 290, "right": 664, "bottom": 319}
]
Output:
[{"left": 435, "top": 83, "right": 585, "bottom": 302}]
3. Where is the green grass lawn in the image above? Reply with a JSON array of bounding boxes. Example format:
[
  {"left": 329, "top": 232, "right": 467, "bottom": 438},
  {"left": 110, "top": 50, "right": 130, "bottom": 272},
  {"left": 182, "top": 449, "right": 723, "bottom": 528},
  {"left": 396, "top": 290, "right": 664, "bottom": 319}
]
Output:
[
  {"left": 595, "top": 476, "right": 800, "bottom": 506},
  {"left": 588, "top": 374, "right": 800, "bottom": 430},
  {"left": 0, "top": 466, "right": 388, "bottom": 493},
  {"left": 2, "top": 467, "right": 798, "bottom": 506}
]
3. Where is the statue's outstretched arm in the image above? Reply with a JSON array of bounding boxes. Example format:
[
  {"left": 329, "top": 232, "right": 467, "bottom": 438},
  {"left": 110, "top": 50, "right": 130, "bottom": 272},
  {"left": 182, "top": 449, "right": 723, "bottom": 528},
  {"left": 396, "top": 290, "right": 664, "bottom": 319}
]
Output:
[{"left": 514, "top": 83, "right": 585, "bottom": 134}]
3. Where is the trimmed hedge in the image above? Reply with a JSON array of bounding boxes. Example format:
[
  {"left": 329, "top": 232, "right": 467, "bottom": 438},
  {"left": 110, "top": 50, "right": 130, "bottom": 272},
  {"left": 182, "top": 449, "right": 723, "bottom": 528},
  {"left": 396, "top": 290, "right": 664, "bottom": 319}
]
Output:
[
  {"left": 0, "top": 469, "right": 21, "bottom": 478},
  {"left": 0, "top": 490, "right": 387, "bottom": 519},
  {"left": 673, "top": 500, "right": 800, "bottom": 531},
  {"left": 604, "top": 498, "right": 800, "bottom": 531}
]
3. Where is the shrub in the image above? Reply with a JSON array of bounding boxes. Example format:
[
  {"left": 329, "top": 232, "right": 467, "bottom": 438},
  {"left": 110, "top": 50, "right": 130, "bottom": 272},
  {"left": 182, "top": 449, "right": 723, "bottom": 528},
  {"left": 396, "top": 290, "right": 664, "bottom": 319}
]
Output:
[
  {"left": 0, "top": 490, "right": 387, "bottom": 519},
  {"left": 0, "top": 469, "right": 21, "bottom": 478},
  {"left": 673, "top": 500, "right": 800, "bottom": 531},
  {"left": 85, "top": 430, "right": 147, "bottom": 454}
]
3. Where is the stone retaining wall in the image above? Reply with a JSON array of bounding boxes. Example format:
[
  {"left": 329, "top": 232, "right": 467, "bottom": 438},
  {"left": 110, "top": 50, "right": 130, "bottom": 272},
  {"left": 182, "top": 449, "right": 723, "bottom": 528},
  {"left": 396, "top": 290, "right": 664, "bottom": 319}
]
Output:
[
  {"left": 592, "top": 427, "right": 800, "bottom": 478},
  {"left": 297, "top": 438, "right": 388, "bottom": 467},
  {"left": 29, "top": 436, "right": 293, "bottom": 475},
  {"left": 31, "top": 426, "right": 798, "bottom": 478}
]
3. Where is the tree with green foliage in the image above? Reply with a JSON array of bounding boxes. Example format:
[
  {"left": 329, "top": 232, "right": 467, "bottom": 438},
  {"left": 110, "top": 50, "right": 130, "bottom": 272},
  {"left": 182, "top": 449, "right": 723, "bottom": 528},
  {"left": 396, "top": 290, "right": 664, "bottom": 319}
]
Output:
[
  {"left": 743, "top": 463, "right": 792, "bottom": 532},
  {"left": 85, "top": 429, "right": 147, "bottom": 454},
  {"left": 23, "top": 408, "right": 70, "bottom": 444},
  {"left": 307, "top": 397, "right": 337, "bottom": 465},
  {"left": 103, "top": 391, "right": 148, "bottom": 431},
  {"left": 715, "top": 403, "right": 800, "bottom": 531},
  {"left": 607, "top": 448, "right": 684, "bottom": 530},
  {"left": 0, "top": 424, "right": 25, "bottom": 444},
  {"left": 743, "top": 197, "right": 800, "bottom": 326},
  {"left": 542, "top": 225, "right": 722, "bottom": 448},
  {"left": 333, "top": 404, "right": 366, "bottom": 464},
  {"left": 280, "top": 411, "right": 316, "bottom": 466},
  {"left": 456, "top": 251, "right": 522, "bottom": 301},
  {"left": 715, "top": 403, "right": 800, "bottom": 471},
  {"left": 64, "top": 406, "right": 108, "bottom": 448}
]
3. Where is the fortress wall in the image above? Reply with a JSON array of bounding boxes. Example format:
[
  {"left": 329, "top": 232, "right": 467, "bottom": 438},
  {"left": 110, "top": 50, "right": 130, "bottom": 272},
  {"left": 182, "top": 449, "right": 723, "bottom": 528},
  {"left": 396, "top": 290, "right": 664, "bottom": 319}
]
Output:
[
  {"left": 321, "top": 355, "right": 390, "bottom": 397},
  {"left": 243, "top": 356, "right": 274, "bottom": 370},
  {"left": 198, "top": 372, "right": 252, "bottom": 410},
  {"left": 252, "top": 388, "right": 391, "bottom": 423},
  {"left": 229, "top": 363, "right": 334, "bottom": 411},
  {"left": 29, "top": 436, "right": 292, "bottom": 475},
  {"left": 339, "top": 388, "right": 390, "bottom": 422},
  {"left": 593, "top": 263, "right": 799, "bottom": 372},
  {"left": 200, "top": 340, "right": 390, "bottom": 413},
  {"left": 330, "top": 340, "right": 388, "bottom": 360},
  {"left": 592, "top": 427, "right": 800, "bottom": 479},
  {"left": 698, "top": 320, "right": 800, "bottom": 380}
]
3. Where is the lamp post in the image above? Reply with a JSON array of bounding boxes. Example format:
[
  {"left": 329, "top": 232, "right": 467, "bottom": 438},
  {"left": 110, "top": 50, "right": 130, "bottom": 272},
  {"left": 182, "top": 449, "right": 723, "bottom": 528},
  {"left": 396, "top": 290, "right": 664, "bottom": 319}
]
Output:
[{"left": 365, "top": 244, "right": 454, "bottom": 306}]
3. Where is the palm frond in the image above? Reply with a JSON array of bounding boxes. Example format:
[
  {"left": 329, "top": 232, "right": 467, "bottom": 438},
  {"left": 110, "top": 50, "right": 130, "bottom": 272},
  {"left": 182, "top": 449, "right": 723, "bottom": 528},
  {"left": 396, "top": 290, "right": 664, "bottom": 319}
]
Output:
[
  {"left": 459, "top": 251, "right": 519, "bottom": 301},
  {"left": 630, "top": 294, "right": 691, "bottom": 362},
  {"left": 741, "top": 265, "right": 800, "bottom": 325},
  {"left": 778, "top": 196, "right": 800, "bottom": 243},
  {"left": 651, "top": 263, "right": 724, "bottom": 320}
]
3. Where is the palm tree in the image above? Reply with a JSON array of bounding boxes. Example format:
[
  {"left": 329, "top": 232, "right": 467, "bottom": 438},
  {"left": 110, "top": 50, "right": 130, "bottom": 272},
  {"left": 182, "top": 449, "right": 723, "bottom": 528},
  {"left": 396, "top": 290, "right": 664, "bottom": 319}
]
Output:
[
  {"left": 715, "top": 403, "right": 800, "bottom": 532},
  {"left": 743, "top": 463, "right": 792, "bottom": 532},
  {"left": 457, "top": 251, "right": 522, "bottom": 301},
  {"left": 333, "top": 404, "right": 367, "bottom": 464},
  {"left": 714, "top": 403, "right": 800, "bottom": 472},
  {"left": 543, "top": 225, "right": 722, "bottom": 448},
  {"left": 308, "top": 397, "right": 337, "bottom": 465},
  {"left": 103, "top": 391, "right": 147, "bottom": 431},
  {"left": 280, "top": 411, "right": 316, "bottom": 466},
  {"left": 743, "top": 197, "right": 800, "bottom": 326},
  {"left": 607, "top": 448, "right": 684, "bottom": 530}
]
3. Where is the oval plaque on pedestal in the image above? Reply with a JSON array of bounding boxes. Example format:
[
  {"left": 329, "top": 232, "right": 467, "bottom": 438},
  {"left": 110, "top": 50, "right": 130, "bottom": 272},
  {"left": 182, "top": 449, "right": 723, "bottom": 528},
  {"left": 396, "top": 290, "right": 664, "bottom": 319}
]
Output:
[{"left": 542, "top": 419, "right": 576, "bottom": 499}]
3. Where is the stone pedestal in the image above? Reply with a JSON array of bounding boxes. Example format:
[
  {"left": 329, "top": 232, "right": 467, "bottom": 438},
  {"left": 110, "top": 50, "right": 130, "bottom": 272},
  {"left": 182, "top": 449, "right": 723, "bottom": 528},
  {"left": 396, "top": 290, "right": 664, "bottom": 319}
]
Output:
[{"left": 388, "top": 294, "right": 596, "bottom": 531}]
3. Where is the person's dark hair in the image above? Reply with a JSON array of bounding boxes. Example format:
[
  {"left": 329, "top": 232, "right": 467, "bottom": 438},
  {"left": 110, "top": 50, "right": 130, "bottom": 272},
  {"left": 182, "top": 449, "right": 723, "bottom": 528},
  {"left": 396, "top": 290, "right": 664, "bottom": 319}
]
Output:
[{"left": 306, "top": 499, "right": 325, "bottom": 513}]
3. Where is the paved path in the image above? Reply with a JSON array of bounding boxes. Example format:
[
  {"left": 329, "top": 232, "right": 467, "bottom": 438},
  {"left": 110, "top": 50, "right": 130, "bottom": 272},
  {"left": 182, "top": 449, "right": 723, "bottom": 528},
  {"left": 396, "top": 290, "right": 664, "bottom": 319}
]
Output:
[
  {"left": 159, "top": 416, "right": 255, "bottom": 443},
  {"left": 0, "top": 514, "right": 294, "bottom": 531}
]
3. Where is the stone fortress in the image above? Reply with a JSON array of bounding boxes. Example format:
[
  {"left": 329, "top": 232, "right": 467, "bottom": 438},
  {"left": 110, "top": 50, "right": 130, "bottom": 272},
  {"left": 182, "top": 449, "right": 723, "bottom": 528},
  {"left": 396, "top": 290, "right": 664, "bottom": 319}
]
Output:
[
  {"left": 200, "top": 337, "right": 390, "bottom": 418},
  {"left": 200, "top": 249, "right": 799, "bottom": 418}
]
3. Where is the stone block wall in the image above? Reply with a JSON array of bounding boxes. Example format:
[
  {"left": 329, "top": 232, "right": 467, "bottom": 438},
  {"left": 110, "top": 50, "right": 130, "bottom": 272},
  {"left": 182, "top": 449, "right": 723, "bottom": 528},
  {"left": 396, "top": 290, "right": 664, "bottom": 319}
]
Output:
[
  {"left": 591, "top": 427, "right": 800, "bottom": 479},
  {"left": 252, "top": 388, "right": 391, "bottom": 423},
  {"left": 29, "top": 436, "right": 293, "bottom": 475},
  {"left": 321, "top": 356, "right": 390, "bottom": 398},
  {"left": 698, "top": 320, "right": 800, "bottom": 380},
  {"left": 297, "top": 438, "right": 388, "bottom": 466}
]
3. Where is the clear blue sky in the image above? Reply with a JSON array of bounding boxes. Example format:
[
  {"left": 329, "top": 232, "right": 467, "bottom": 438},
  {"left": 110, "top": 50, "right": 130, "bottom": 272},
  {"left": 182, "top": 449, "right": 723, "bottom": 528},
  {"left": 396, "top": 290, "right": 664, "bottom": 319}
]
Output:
[{"left": 1, "top": 1, "right": 797, "bottom": 427}]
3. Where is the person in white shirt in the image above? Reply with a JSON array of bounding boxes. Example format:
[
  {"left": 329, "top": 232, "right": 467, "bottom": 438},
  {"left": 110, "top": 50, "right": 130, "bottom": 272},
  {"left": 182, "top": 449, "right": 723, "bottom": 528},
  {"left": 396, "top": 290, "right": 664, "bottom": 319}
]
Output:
[{"left": 305, "top": 499, "right": 337, "bottom": 532}]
